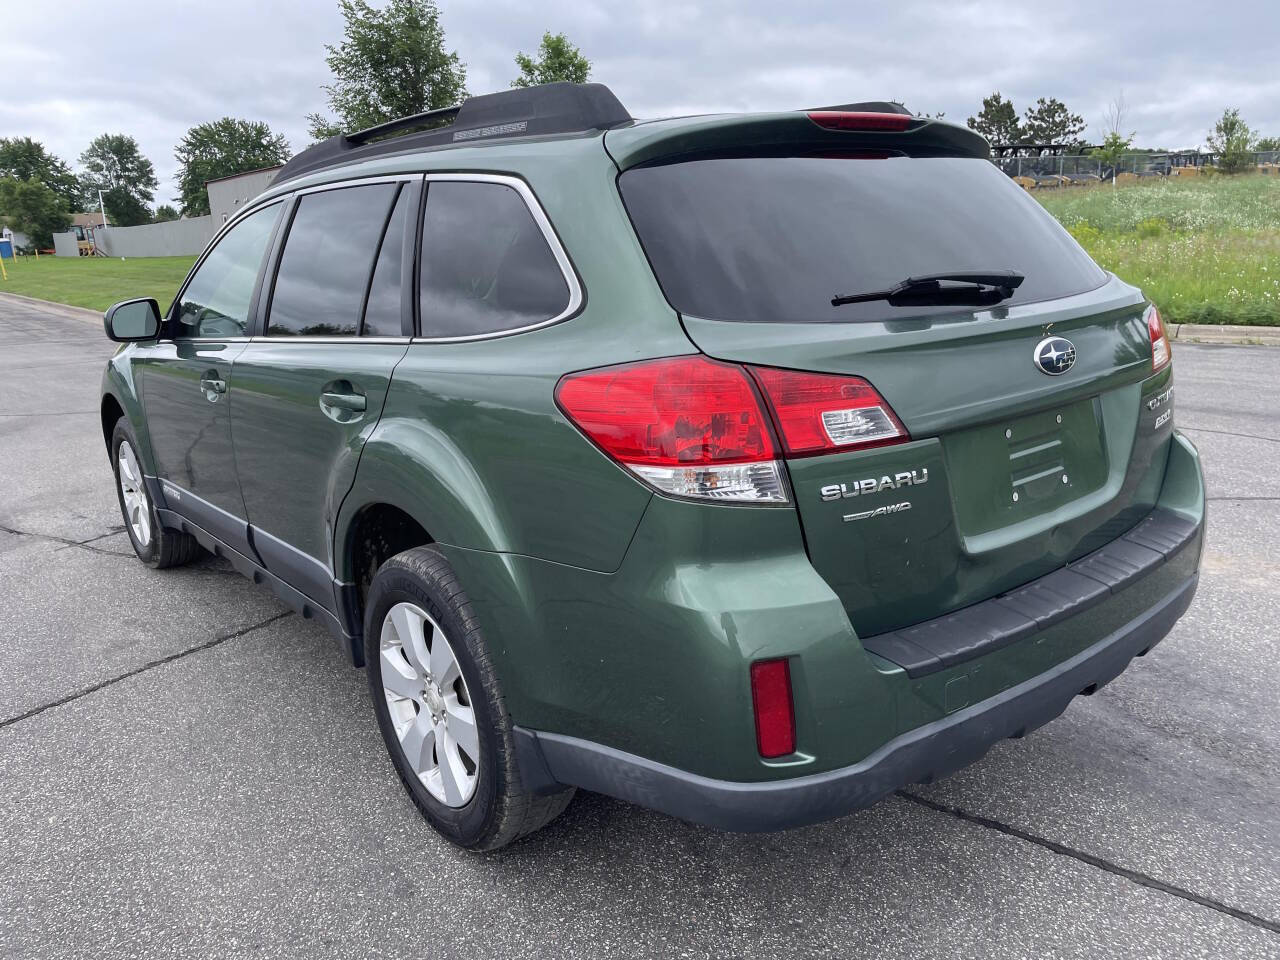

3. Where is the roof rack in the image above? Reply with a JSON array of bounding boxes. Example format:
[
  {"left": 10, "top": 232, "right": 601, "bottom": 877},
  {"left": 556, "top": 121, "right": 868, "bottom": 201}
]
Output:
[{"left": 275, "top": 82, "right": 632, "bottom": 186}]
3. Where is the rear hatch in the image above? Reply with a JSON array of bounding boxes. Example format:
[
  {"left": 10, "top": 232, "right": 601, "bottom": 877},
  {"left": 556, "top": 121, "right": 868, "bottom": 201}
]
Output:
[{"left": 610, "top": 112, "right": 1172, "bottom": 637}]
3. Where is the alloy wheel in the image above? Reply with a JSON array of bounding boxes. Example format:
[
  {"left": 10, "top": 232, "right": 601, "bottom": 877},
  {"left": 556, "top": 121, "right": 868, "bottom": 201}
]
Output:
[
  {"left": 379, "top": 601, "right": 480, "bottom": 807},
  {"left": 117, "top": 439, "right": 151, "bottom": 548}
]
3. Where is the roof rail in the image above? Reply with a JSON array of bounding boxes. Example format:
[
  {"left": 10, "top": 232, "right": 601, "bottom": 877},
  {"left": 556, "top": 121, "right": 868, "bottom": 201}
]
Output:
[{"left": 275, "top": 82, "right": 632, "bottom": 186}]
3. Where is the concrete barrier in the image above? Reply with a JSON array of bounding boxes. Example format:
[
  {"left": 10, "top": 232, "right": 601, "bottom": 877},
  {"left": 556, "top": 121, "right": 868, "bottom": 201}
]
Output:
[{"left": 95, "top": 216, "right": 216, "bottom": 258}]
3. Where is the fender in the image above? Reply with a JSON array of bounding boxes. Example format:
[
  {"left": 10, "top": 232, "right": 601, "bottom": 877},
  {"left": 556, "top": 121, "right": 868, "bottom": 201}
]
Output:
[{"left": 100, "top": 349, "right": 158, "bottom": 475}]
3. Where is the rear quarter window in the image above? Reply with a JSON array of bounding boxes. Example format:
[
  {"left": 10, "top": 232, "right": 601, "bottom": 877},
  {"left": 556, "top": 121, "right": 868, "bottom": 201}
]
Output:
[
  {"left": 418, "top": 180, "right": 570, "bottom": 338},
  {"left": 619, "top": 155, "right": 1107, "bottom": 324}
]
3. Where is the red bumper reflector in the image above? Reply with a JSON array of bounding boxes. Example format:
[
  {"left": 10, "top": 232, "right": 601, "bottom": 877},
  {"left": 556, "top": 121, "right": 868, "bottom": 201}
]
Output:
[
  {"left": 750, "top": 659, "right": 796, "bottom": 758},
  {"left": 807, "top": 111, "right": 913, "bottom": 132}
]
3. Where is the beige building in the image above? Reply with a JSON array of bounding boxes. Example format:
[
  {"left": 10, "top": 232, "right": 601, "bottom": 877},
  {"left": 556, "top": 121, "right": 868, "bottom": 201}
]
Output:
[{"left": 205, "top": 166, "right": 283, "bottom": 225}]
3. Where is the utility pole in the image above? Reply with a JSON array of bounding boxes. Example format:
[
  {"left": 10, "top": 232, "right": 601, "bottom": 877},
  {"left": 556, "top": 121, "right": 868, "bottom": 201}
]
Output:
[{"left": 98, "top": 190, "right": 109, "bottom": 228}]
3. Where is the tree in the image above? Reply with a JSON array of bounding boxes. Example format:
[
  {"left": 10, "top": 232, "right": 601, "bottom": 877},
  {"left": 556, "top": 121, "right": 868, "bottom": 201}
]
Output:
[
  {"left": 0, "top": 177, "right": 72, "bottom": 249},
  {"left": 79, "top": 133, "right": 157, "bottom": 226},
  {"left": 0, "top": 137, "right": 83, "bottom": 211},
  {"left": 153, "top": 204, "right": 180, "bottom": 223},
  {"left": 512, "top": 31, "right": 591, "bottom": 88},
  {"left": 1099, "top": 90, "right": 1130, "bottom": 139},
  {"left": 1207, "top": 108, "right": 1256, "bottom": 174},
  {"left": 1022, "top": 97, "right": 1087, "bottom": 147},
  {"left": 1091, "top": 131, "right": 1134, "bottom": 183},
  {"left": 174, "top": 118, "right": 292, "bottom": 217},
  {"left": 1255, "top": 136, "right": 1280, "bottom": 153},
  {"left": 306, "top": 0, "right": 467, "bottom": 140},
  {"left": 967, "top": 93, "right": 1021, "bottom": 146}
]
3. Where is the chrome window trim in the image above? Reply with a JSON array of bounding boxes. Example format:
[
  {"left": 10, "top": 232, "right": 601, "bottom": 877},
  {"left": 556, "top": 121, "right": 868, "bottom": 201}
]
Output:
[
  {"left": 412, "top": 172, "right": 583, "bottom": 344},
  {"left": 248, "top": 336, "right": 412, "bottom": 344},
  {"left": 170, "top": 173, "right": 423, "bottom": 325}
]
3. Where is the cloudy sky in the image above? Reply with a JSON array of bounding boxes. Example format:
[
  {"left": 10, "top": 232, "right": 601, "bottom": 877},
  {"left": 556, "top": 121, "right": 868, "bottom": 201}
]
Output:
[{"left": 4, "top": 0, "right": 1277, "bottom": 206}]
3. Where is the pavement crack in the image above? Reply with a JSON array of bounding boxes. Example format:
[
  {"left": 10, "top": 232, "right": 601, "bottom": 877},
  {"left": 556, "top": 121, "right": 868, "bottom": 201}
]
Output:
[
  {"left": 897, "top": 790, "right": 1280, "bottom": 935},
  {"left": 1180, "top": 425, "right": 1280, "bottom": 445},
  {"left": 0, "top": 522, "right": 128, "bottom": 558},
  {"left": 0, "top": 612, "right": 292, "bottom": 731}
]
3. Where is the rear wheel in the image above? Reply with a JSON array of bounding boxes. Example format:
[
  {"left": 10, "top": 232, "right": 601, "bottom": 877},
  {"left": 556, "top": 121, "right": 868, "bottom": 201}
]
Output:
[
  {"left": 364, "top": 545, "right": 574, "bottom": 850},
  {"left": 110, "top": 418, "right": 202, "bottom": 569}
]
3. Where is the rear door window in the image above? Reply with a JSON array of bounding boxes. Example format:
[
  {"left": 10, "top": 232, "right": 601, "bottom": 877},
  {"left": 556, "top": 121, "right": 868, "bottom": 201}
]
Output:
[
  {"left": 619, "top": 155, "right": 1107, "bottom": 324},
  {"left": 174, "top": 202, "right": 280, "bottom": 338},
  {"left": 418, "top": 180, "right": 570, "bottom": 338},
  {"left": 267, "top": 183, "right": 398, "bottom": 337}
]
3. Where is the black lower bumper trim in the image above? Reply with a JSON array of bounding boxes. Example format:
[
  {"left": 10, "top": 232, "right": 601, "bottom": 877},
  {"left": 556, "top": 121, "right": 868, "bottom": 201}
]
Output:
[
  {"left": 862, "top": 508, "right": 1199, "bottom": 677},
  {"left": 513, "top": 572, "right": 1197, "bottom": 832}
]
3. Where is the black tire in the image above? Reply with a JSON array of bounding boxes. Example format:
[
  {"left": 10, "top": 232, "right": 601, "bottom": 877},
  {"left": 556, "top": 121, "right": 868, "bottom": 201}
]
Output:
[
  {"left": 109, "top": 418, "right": 203, "bottom": 569},
  {"left": 364, "top": 545, "right": 574, "bottom": 851}
]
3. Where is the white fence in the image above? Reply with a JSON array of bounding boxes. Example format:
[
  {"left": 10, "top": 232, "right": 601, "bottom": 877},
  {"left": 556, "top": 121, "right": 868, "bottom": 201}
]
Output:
[
  {"left": 52, "top": 232, "right": 79, "bottom": 257},
  {"left": 94, "top": 216, "right": 217, "bottom": 258}
]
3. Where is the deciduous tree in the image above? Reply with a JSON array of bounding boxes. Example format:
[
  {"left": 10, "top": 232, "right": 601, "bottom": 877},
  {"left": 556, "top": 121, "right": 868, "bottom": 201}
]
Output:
[
  {"left": 174, "top": 118, "right": 291, "bottom": 217},
  {"left": 79, "top": 133, "right": 158, "bottom": 226},
  {"left": 512, "top": 32, "right": 591, "bottom": 88},
  {"left": 152, "top": 204, "right": 180, "bottom": 223},
  {"left": 0, "top": 176, "right": 72, "bottom": 249},
  {"left": 0, "top": 137, "right": 82, "bottom": 211},
  {"left": 307, "top": 0, "right": 467, "bottom": 140}
]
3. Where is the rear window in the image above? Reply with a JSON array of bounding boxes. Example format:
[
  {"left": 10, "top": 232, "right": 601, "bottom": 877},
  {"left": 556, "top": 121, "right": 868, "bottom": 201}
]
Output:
[{"left": 619, "top": 155, "right": 1106, "bottom": 323}]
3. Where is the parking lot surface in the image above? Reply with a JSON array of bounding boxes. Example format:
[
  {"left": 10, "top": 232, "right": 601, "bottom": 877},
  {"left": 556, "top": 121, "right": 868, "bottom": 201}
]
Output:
[{"left": 1, "top": 293, "right": 1277, "bottom": 959}]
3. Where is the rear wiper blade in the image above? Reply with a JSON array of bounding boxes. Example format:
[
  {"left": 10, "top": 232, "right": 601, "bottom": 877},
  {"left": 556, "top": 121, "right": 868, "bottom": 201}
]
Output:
[{"left": 832, "top": 271, "right": 1025, "bottom": 308}]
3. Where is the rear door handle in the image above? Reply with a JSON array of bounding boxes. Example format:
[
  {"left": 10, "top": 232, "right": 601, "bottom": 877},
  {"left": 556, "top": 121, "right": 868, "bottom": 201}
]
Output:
[
  {"left": 318, "top": 381, "right": 368, "bottom": 422},
  {"left": 319, "top": 391, "right": 366, "bottom": 412},
  {"left": 199, "top": 375, "right": 226, "bottom": 402}
]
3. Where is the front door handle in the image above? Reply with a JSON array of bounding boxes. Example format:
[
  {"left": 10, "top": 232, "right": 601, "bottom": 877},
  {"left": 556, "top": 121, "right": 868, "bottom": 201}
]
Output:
[{"left": 199, "top": 374, "right": 226, "bottom": 402}]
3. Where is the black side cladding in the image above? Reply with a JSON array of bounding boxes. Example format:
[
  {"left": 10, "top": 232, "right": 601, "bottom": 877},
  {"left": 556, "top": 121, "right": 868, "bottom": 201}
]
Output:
[{"left": 275, "top": 82, "right": 632, "bottom": 186}]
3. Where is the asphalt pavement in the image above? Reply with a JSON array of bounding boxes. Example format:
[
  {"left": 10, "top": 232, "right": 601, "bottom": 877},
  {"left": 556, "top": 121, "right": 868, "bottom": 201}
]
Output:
[{"left": 1, "top": 292, "right": 1277, "bottom": 959}]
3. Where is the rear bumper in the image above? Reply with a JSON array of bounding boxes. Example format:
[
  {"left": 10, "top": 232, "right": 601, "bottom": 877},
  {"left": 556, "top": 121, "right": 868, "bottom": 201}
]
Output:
[{"left": 514, "top": 570, "right": 1197, "bottom": 831}]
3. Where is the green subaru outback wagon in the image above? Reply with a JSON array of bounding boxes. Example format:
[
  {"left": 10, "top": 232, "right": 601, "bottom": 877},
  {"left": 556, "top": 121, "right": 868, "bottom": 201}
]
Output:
[{"left": 99, "top": 82, "right": 1203, "bottom": 850}]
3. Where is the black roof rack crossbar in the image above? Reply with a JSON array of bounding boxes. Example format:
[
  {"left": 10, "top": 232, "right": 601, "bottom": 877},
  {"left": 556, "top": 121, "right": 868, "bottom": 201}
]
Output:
[
  {"left": 275, "top": 82, "right": 632, "bottom": 187},
  {"left": 344, "top": 105, "right": 463, "bottom": 147}
]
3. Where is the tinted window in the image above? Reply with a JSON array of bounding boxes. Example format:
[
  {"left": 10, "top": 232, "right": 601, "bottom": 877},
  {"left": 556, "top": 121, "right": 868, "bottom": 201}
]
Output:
[
  {"left": 361, "top": 185, "right": 410, "bottom": 337},
  {"left": 419, "top": 181, "right": 569, "bottom": 338},
  {"left": 619, "top": 155, "right": 1107, "bottom": 324},
  {"left": 175, "top": 202, "right": 280, "bottom": 338},
  {"left": 267, "top": 183, "right": 398, "bottom": 336}
]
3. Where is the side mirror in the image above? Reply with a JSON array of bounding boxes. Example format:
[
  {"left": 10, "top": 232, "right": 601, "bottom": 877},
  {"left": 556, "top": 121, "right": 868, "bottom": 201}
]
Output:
[{"left": 103, "top": 298, "right": 161, "bottom": 342}]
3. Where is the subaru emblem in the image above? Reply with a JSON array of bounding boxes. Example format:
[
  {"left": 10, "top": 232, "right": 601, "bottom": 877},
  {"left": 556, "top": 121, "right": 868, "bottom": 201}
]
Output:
[{"left": 1034, "top": 336, "right": 1076, "bottom": 376}]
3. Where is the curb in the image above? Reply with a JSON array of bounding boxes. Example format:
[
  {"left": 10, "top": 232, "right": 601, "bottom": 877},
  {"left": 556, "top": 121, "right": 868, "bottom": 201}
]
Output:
[
  {"left": 1167, "top": 322, "right": 1280, "bottom": 347},
  {"left": 0, "top": 291, "right": 101, "bottom": 325}
]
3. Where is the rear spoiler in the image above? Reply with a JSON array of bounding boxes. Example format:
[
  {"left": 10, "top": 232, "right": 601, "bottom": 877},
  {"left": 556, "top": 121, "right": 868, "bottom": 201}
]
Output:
[{"left": 605, "top": 110, "right": 991, "bottom": 171}]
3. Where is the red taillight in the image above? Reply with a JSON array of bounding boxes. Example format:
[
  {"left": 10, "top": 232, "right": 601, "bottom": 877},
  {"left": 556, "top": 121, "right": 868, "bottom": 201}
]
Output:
[
  {"left": 750, "top": 659, "right": 795, "bottom": 758},
  {"left": 1146, "top": 304, "right": 1171, "bottom": 373},
  {"left": 555, "top": 356, "right": 787, "bottom": 503},
  {"left": 748, "top": 366, "right": 908, "bottom": 457},
  {"left": 807, "top": 111, "right": 913, "bottom": 132}
]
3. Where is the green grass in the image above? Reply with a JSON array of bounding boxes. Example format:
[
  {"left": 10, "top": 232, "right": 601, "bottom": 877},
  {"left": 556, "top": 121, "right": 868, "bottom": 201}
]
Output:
[
  {"left": 1036, "top": 175, "right": 1280, "bottom": 325},
  {"left": 0, "top": 255, "right": 196, "bottom": 314}
]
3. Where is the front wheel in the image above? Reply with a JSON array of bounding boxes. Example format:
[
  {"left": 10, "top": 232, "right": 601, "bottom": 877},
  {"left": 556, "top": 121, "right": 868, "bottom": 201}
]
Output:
[
  {"left": 364, "top": 545, "right": 574, "bottom": 850},
  {"left": 110, "top": 418, "right": 203, "bottom": 569}
]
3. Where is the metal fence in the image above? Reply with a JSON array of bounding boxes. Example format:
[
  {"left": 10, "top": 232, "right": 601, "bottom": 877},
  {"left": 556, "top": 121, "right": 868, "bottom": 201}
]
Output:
[{"left": 994, "top": 151, "right": 1280, "bottom": 182}]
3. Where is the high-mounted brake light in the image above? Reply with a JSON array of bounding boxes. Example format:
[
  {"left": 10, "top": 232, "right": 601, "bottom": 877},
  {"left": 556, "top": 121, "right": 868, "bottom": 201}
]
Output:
[
  {"left": 807, "top": 111, "right": 913, "bottom": 133},
  {"left": 750, "top": 659, "right": 796, "bottom": 758},
  {"left": 748, "top": 367, "right": 909, "bottom": 457},
  {"left": 1146, "top": 304, "right": 1171, "bottom": 373},
  {"left": 555, "top": 356, "right": 788, "bottom": 503}
]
